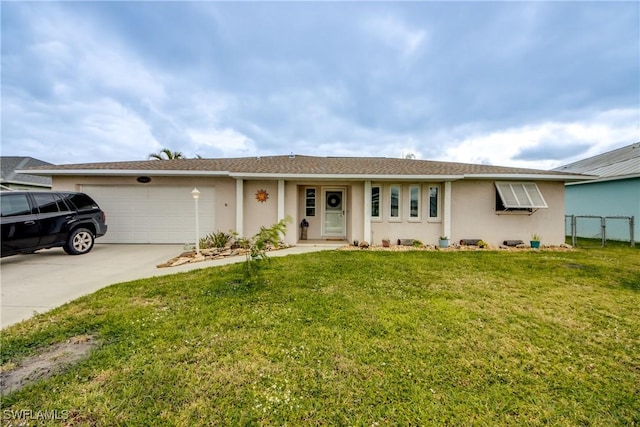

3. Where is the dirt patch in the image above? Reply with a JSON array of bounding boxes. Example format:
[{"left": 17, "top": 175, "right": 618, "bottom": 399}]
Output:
[{"left": 0, "top": 335, "right": 99, "bottom": 395}]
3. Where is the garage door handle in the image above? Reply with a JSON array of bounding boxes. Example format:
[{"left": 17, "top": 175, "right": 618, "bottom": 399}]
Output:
[{"left": 24, "top": 220, "right": 36, "bottom": 225}]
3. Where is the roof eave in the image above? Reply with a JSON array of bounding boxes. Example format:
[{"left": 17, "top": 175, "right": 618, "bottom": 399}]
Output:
[
  {"left": 566, "top": 173, "right": 640, "bottom": 186},
  {"left": 228, "top": 172, "right": 465, "bottom": 181},
  {"left": 465, "top": 173, "right": 596, "bottom": 182},
  {"left": 0, "top": 179, "right": 52, "bottom": 188},
  {"left": 18, "top": 169, "right": 594, "bottom": 182},
  {"left": 17, "top": 169, "right": 230, "bottom": 177}
]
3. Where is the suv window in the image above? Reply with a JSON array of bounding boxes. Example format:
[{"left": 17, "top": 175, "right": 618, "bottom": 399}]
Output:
[
  {"left": 33, "top": 193, "right": 61, "bottom": 214},
  {"left": 1, "top": 194, "right": 32, "bottom": 217},
  {"left": 62, "top": 193, "right": 98, "bottom": 211}
]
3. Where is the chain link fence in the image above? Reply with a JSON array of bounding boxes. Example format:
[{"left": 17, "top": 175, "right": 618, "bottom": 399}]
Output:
[{"left": 565, "top": 215, "right": 635, "bottom": 247}]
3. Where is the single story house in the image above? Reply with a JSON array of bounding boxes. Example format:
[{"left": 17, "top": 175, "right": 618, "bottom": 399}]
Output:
[
  {"left": 554, "top": 142, "right": 639, "bottom": 242},
  {"left": 1, "top": 156, "right": 52, "bottom": 190},
  {"left": 23, "top": 155, "right": 588, "bottom": 247}
]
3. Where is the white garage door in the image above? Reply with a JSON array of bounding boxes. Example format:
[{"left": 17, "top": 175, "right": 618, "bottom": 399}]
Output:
[{"left": 82, "top": 185, "right": 215, "bottom": 244}]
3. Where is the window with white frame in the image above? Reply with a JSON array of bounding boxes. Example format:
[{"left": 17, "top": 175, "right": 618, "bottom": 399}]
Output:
[
  {"left": 409, "top": 185, "right": 420, "bottom": 219},
  {"left": 389, "top": 185, "right": 400, "bottom": 219},
  {"left": 428, "top": 185, "right": 439, "bottom": 219},
  {"left": 371, "top": 186, "right": 381, "bottom": 219},
  {"left": 305, "top": 188, "right": 316, "bottom": 216},
  {"left": 495, "top": 182, "right": 547, "bottom": 213}
]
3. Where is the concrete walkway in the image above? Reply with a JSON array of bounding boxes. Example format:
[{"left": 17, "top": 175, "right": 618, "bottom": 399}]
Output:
[{"left": 0, "top": 243, "right": 341, "bottom": 328}]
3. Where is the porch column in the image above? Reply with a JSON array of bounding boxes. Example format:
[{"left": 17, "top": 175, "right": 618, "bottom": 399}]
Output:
[
  {"left": 236, "top": 179, "right": 244, "bottom": 237},
  {"left": 364, "top": 180, "right": 372, "bottom": 243},
  {"left": 277, "top": 179, "right": 285, "bottom": 222},
  {"left": 443, "top": 181, "right": 452, "bottom": 240}
]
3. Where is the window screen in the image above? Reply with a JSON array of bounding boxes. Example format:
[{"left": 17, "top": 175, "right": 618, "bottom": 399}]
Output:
[
  {"left": 371, "top": 186, "right": 380, "bottom": 218},
  {"left": 305, "top": 188, "right": 316, "bottom": 216},
  {"left": 390, "top": 186, "right": 400, "bottom": 218},
  {"left": 409, "top": 185, "right": 420, "bottom": 218},
  {"left": 429, "top": 186, "right": 439, "bottom": 218}
]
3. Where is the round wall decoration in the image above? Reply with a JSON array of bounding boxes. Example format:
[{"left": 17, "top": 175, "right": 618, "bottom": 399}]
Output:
[
  {"left": 327, "top": 194, "right": 341, "bottom": 208},
  {"left": 255, "top": 189, "right": 269, "bottom": 203}
]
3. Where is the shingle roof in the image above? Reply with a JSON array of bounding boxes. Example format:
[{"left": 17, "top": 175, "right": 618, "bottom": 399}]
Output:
[
  {"left": 23, "top": 154, "right": 585, "bottom": 180},
  {"left": 553, "top": 142, "right": 640, "bottom": 179},
  {"left": 1, "top": 156, "right": 52, "bottom": 187}
]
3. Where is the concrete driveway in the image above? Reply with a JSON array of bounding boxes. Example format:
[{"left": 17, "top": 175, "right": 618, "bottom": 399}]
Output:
[{"left": 1, "top": 243, "right": 338, "bottom": 328}]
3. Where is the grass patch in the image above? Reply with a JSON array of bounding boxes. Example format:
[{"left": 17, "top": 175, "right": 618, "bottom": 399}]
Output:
[{"left": 1, "top": 247, "right": 639, "bottom": 425}]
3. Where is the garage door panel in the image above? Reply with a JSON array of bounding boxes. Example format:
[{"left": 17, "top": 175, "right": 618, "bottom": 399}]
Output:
[{"left": 82, "top": 185, "right": 215, "bottom": 244}]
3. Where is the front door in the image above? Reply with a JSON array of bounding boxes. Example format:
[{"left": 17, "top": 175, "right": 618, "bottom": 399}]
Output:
[{"left": 323, "top": 189, "right": 345, "bottom": 237}]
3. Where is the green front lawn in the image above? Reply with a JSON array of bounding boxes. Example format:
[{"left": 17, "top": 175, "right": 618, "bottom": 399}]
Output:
[{"left": 2, "top": 247, "right": 639, "bottom": 425}]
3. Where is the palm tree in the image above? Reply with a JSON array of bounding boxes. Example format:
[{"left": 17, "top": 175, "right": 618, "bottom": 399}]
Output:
[{"left": 148, "top": 148, "right": 185, "bottom": 160}]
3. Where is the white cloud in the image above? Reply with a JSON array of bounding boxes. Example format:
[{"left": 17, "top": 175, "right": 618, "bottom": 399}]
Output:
[
  {"left": 26, "top": 5, "right": 167, "bottom": 104},
  {"left": 438, "top": 108, "right": 639, "bottom": 170},
  {"left": 187, "top": 128, "right": 256, "bottom": 157},
  {"left": 361, "top": 15, "right": 428, "bottom": 58},
  {"left": 2, "top": 95, "right": 160, "bottom": 164}
]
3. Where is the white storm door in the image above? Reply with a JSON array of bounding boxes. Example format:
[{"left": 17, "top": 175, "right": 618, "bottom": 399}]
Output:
[{"left": 323, "top": 189, "right": 345, "bottom": 237}]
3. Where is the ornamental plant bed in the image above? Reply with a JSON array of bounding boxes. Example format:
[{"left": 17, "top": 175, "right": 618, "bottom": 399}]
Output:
[
  {"left": 157, "top": 244, "right": 289, "bottom": 268},
  {"left": 339, "top": 243, "right": 573, "bottom": 252}
]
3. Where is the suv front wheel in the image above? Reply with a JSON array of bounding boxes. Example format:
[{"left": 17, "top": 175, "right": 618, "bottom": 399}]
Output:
[{"left": 63, "top": 228, "right": 95, "bottom": 255}]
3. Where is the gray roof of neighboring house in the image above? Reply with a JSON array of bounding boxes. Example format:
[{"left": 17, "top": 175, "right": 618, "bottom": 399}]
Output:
[
  {"left": 21, "top": 154, "right": 589, "bottom": 181},
  {"left": 553, "top": 142, "right": 640, "bottom": 180},
  {"left": 1, "top": 156, "right": 53, "bottom": 187}
]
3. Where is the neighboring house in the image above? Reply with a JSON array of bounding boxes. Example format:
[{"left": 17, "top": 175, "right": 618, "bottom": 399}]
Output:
[
  {"left": 554, "top": 142, "right": 640, "bottom": 242},
  {"left": 1, "top": 156, "right": 52, "bottom": 190},
  {"left": 22, "top": 155, "right": 587, "bottom": 246}
]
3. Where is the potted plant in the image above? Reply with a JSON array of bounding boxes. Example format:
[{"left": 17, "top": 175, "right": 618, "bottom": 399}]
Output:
[
  {"left": 530, "top": 233, "right": 541, "bottom": 249},
  {"left": 439, "top": 236, "right": 450, "bottom": 248},
  {"left": 382, "top": 238, "right": 390, "bottom": 248}
]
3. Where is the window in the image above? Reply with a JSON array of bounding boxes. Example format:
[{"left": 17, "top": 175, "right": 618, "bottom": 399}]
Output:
[
  {"left": 0, "top": 194, "right": 31, "bottom": 217},
  {"left": 428, "top": 186, "right": 439, "bottom": 219},
  {"left": 495, "top": 182, "right": 548, "bottom": 212},
  {"left": 62, "top": 193, "right": 98, "bottom": 211},
  {"left": 409, "top": 185, "right": 420, "bottom": 218},
  {"left": 389, "top": 185, "right": 400, "bottom": 218},
  {"left": 33, "top": 193, "right": 60, "bottom": 214},
  {"left": 305, "top": 188, "right": 316, "bottom": 216},
  {"left": 371, "top": 186, "right": 381, "bottom": 219}
]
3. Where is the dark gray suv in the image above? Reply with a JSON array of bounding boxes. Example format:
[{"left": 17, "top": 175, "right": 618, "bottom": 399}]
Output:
[{"left": 1, "top": 191, "right": 108, "bottom": 257}]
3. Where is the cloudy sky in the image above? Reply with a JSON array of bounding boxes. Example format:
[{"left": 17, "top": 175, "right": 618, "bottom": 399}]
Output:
[{"left": 1, "top": 1, "right": 638, "bottom": 169}]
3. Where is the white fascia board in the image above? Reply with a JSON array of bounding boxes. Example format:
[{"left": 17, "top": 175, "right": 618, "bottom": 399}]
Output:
[
  {"left": 1, "top": 180, "right": 51, "bottom": 188},
  {"left": 229, "top": 172, "right": 465, "bottom": 181},
  {"left": 465, "top": 173, "right": 595, "bottom": 181},
  {"left": 17, "top": 169, "right": 230, "bottom": 177},
  {"left": 565, "top": 173, "right": 640, "bottom": 186}
]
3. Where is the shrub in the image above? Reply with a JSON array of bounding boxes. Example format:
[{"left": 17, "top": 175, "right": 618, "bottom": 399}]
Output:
[
  {"left": 234, "top": 217, "right": 291, "bottom": 285},
  {"left": 199, "top": 231, "right": 233, "bottom": 249}
]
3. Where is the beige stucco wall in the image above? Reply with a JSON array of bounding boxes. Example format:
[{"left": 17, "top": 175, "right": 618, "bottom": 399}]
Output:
[
  {"left": 52, "top": 176, "right": 566, "bottom": 247},
  {"left": 450, "top": 180, "right": 566, "bottom": 246},
  {"left": 369, "top": 182, "right": 444, "bottom": 246},
  {"left": 242, "top": 180, "right": 279, "bottom": 238},
  {"left": 52, "top": 175, "right": 238, "bottom": 235},
  {"left": 293, "top": 182, "right": 365, "bottom": 244}
]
